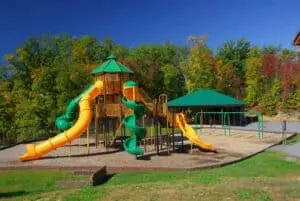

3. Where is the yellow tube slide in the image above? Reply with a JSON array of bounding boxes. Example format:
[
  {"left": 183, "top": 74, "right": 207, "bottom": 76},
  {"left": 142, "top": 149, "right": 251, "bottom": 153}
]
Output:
[
  {"left": 175, "top": 113, "right": 215, "bottom": 152},
  {"left": 19, "top": 81, "right": 103, "bottom": 161}
]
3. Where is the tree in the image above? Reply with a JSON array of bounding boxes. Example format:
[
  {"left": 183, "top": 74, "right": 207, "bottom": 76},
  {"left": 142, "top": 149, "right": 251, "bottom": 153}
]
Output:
[
  {"left": 280, "top": 48, "right": 295, "bottom": 62},
  {"left": 244, "top": 46, "right": 263, "bottom": 107},
  {"left": 261, "top": 45, "right": 282, "bottom": 55},
  {"left": 181, "top": 35, "right": 215, "bottom": 92},
  {"left": 0, "top": 74, "right": 15, "bottom": 143},
  {"left": 126, "top": 42, "right": 187, "bottom": 98},
  {"left": 259, "top": 79, "right": 281, "bottom": 115},
  {"left": 294, "top": 62, "right": 300, "bottom": 90},
  {"left": 2, "top": 34, "right": 98, "bottom": 142},
  {"left": 284, "top": 62, "right": 300, "bottom": 112},
  {"left": 261, "top": 53, "right": 280, "bottom": 93},
  {"left": 280, "top": 61, "right": 294, "bottom": 100},
  {"left": 262, "top": 53, "right": 280, "bottom": 79},
  {"left": 216, "top": 39, "right": 251, "bottom": 98},
  {"left": 215, "top": 59, "right": 234, "bottom": 95},
  {"left": 161, "top": 64, "right": 186, "bottom": 99}
]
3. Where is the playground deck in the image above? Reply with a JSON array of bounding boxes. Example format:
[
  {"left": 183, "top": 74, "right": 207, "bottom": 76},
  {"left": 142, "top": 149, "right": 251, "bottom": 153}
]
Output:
[{"left": 0, "top": 129, "right": 294, "bottom": 171}]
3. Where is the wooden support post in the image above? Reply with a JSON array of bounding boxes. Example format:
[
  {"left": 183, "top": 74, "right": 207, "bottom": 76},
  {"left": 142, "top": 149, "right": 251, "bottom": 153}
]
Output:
[
  {"left": 104, "top": 118, "right": 107, "bottom": 149},
  {"left": 105, "top": 118, "right": 109, "bottom": 152},
  {"left": 159, "top": 123, "right": 163, "bottom": 151},
  {"left": 144, "top": 139, "right": 147, "bottom": 153},
  {"left": 167, "top": 117, "right": 170, "bottom": 155},
  {"left": 122, "top": 121, "right": 125, "bottom": 148},
  {"left": 69, "top": 142, "right": 71, "bottom": 158},
  {"left": 113, "top": 119, "right": 116, "bottom": 147},
  {"left": 86, "top": 127, "right": 90, "bottom": 155},
  {"left": 155, "top": 119, "right": 159, "bottom": 154},
  {"left": 142, "top": 115, "right": 146, "bottom": 152},
  {"left": 172, "top": 111, "right": 175, "bottom": 151},
  {"left": 151, "top": 123, "right": 154, "bottom": 145},
  {"left": 95, "top": 119, "right": 98, "bottom": 149},
  {"left": 181, "top": 131, "right": 184, "bottom": 152}
]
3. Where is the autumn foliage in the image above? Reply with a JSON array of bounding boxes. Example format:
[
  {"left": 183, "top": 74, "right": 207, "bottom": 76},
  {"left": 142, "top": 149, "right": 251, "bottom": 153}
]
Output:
[{"left": 0, "top": 34, "right": 299, "bottom": 144}]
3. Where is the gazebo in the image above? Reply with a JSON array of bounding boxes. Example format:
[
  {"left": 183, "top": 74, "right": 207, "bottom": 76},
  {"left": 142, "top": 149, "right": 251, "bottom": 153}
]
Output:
[{"left": 168, "top": 89, "right": 246, "bottom": 125}]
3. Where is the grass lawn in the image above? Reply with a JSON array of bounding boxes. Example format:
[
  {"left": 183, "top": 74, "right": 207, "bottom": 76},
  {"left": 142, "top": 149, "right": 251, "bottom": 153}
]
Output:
[
  {"left": 286, "top": 133, "right": 300, "bottom": 145},
  {"left": 0, "top": 151, "right": 300, "bottom": 201}
]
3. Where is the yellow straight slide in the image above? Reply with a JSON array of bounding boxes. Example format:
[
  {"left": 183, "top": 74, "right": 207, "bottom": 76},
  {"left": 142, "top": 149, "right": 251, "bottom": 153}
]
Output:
[
  {"left": 175, "top": 113, "right": 215, "bottom": 152},
  {"left": 19, "top": 81, "right": 103, "bottom": 161}
]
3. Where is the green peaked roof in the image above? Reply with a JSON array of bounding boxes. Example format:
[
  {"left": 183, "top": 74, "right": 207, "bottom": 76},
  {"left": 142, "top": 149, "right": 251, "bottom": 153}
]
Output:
[
  {"left": 124, "top": 80, "right": 137, "bottom": 88},
  {"left": 91, "top": 55, "right": 134, "bottom": 74},
  {"left": 168, "top": 89, "right": 245, "bottom": 107}
]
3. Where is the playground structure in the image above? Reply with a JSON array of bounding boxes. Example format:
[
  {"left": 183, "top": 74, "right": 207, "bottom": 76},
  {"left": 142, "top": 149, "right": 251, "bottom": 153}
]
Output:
[
  {"left": 19, "top": 55, "right": 215, "bottom": 161},
  {"left": 20, "top": 81, "right": 104, "bottom": 161}
]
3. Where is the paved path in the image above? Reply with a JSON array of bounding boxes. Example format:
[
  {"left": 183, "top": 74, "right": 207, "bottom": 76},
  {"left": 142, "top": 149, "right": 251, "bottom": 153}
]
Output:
[
  {"left": 270, "top": 142, "right": 300, "bottom": 159},
  {"left": 242, "top": 122, "right": 300, "bottom": 133},
  {"left": 192, "top": 122, "right": 300, "bottom": 133}
]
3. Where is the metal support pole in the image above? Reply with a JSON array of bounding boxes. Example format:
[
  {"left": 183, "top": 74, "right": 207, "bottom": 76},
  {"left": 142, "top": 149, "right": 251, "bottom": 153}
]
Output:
[
  {"left": 261, "top": 115, "right": 264, "bottom": 139},
  {"left": 282, "top": 120, "right": 287, "bottom": 144}
]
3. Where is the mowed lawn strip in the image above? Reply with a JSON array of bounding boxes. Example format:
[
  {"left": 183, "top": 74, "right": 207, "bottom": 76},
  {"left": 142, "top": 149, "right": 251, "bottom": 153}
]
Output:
[{"left": 0, "top": 151, "right": 299, "bottom": 201}]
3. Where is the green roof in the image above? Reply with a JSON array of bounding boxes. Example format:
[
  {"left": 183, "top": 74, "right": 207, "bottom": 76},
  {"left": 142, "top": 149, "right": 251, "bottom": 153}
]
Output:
[
  {"left": 91, "top": 55, "right": 134, "bottom": 74},
  {"left": 124, "top": 81, "right": 137, "bottom": 88},
  {"left": 168, "top": 89, "right": 245, "bottom": 107}
]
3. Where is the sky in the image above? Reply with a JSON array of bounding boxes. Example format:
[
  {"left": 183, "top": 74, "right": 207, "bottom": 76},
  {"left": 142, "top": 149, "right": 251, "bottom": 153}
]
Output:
[{"left": 0, "top": 0, "right": 299, "bottom": 61}]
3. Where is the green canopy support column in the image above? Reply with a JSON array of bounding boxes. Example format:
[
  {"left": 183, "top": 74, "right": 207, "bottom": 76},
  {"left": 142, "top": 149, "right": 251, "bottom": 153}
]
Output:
[
  {"left": 194, "top": 112, "right": 203, "bottom": 132},
  {"left": 257, "top": 112, "right": 264, "bottom": 139},
  {"left": 223, "top": 112, "right": 230, "bottom": 136}
]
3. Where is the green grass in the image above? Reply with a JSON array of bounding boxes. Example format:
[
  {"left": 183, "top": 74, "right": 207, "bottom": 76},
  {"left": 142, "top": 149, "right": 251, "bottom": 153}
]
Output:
[
  {"left": 0, "top": 170, "right": 88, "bottom": 200},
  {"left": 0, "top": 151, "right": 300, "bottom": 201},
  {"left": 286, "top": 133, "right": 300, "bottom": 145},
  {"left": 236, "top": 189, "right": 272, "bottom": 201}
]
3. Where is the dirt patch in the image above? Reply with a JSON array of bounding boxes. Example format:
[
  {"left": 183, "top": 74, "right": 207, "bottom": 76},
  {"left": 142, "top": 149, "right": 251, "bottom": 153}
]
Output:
[{"left": 0, "top": 131, "right": 295, "bottom": 172}]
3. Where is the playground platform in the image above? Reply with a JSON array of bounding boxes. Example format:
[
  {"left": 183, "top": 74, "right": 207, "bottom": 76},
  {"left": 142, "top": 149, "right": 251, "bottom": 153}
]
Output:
[{"left": 0, "top": 129, "right": 295, "bottom": 172}]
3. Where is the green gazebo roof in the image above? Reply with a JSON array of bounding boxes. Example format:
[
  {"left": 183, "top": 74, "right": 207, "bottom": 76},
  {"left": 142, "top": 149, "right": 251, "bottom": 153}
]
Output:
[
  {"left": 91, "top": 55, "right": 134, "bottom": 74},
  {"left": 168, "top": 89, "right": 245, "bottom": 107}
]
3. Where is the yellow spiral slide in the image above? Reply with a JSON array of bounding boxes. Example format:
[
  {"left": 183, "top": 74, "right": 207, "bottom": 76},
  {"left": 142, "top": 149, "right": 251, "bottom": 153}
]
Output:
[
  {"left": 175, "top": 113, "right": 216, "bottom": 152},
  {"left": 19, "top": 81, "right": 103, "bottom": 161}
]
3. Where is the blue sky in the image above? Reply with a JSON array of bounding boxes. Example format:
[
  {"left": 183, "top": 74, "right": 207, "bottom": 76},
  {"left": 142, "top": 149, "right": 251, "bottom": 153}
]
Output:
[{"left": 0, "top": 0, "right": 299, "bottom": 60}]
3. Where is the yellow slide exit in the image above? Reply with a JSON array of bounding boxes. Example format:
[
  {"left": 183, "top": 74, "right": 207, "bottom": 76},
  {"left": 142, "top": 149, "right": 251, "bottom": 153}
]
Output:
[
  {"left": 175, "top": 113, "right": 215, "bottom": 152},
  {"left": 19, "top": 81, "right": 103, "bottom": 161}
]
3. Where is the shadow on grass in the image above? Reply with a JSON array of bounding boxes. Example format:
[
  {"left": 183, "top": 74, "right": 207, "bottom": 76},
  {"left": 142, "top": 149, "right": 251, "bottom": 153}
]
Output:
[
  {"left": 92, "top": 167, "right": 116, "bottom": 186},
  {"left": 0, "top": 191, "right": 27, "bottom": 198},
  {"left": 94, "top": 173, "right": 115, "bottom": 186}
]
